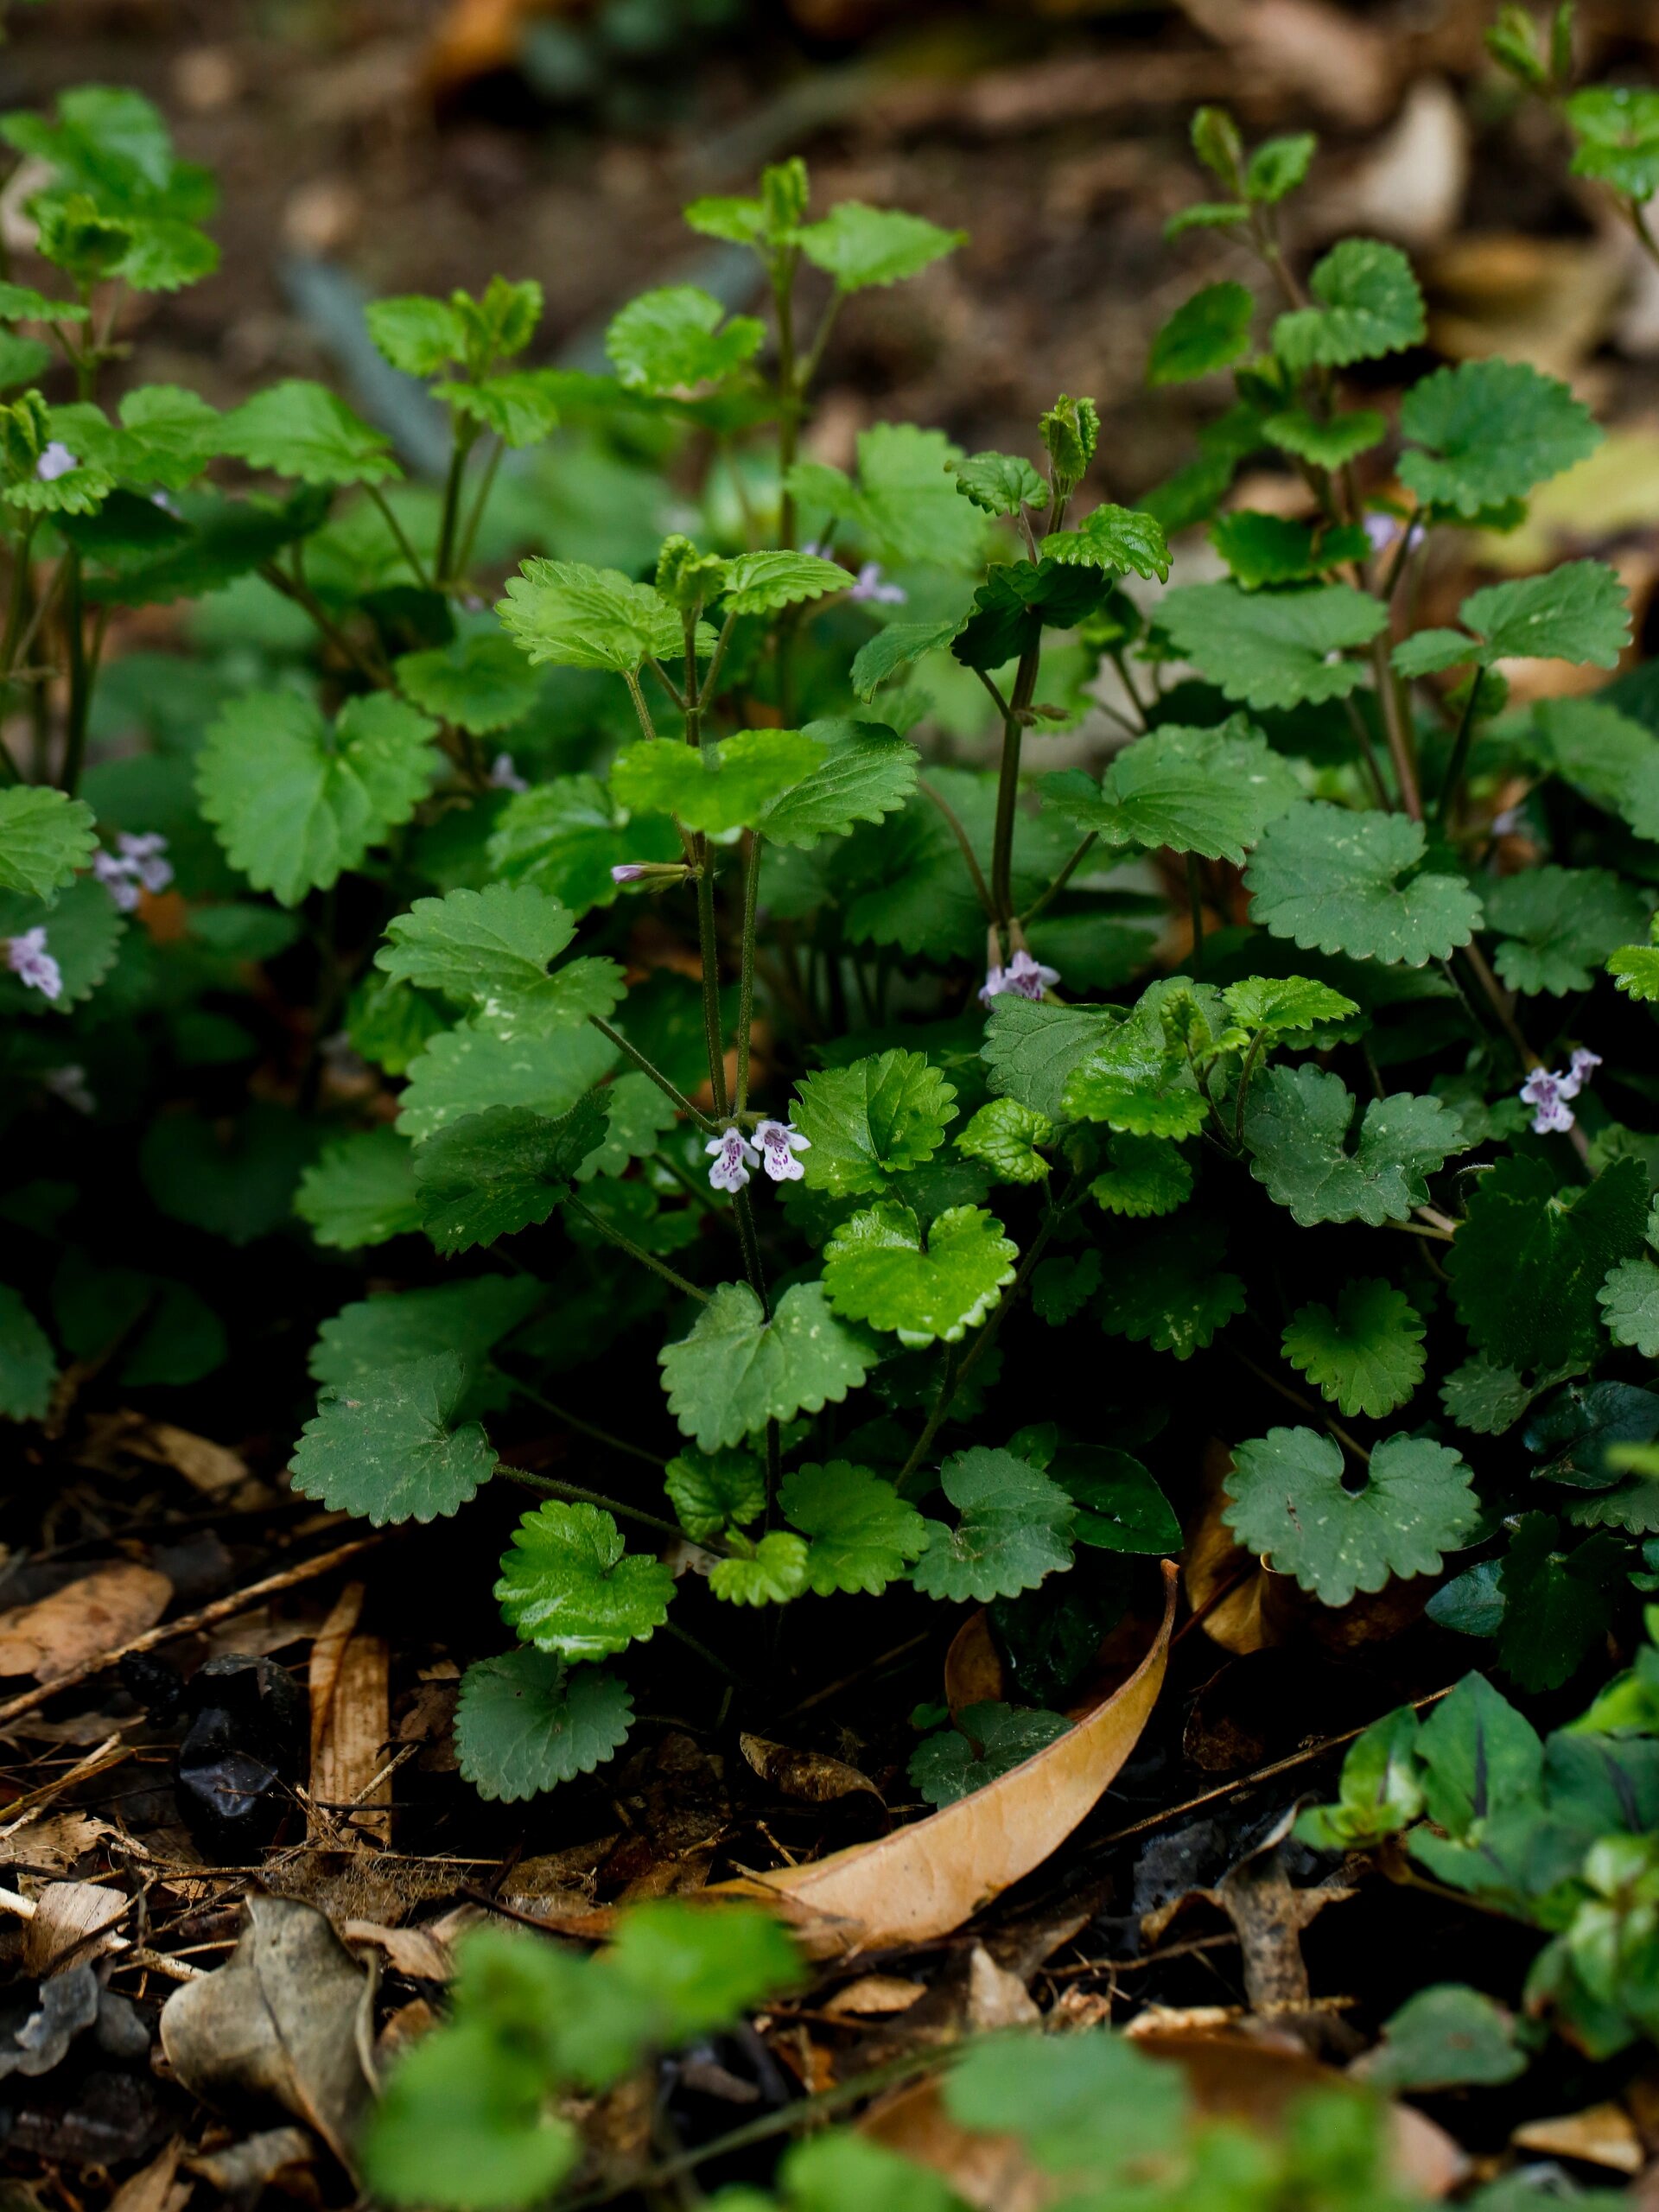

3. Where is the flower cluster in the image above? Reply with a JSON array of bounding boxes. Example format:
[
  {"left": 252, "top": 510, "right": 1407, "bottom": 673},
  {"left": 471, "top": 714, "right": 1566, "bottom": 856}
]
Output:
[
  {"left": 1520, "top": 1047, "right": 1602, "bottom": 1135},
  {"left": 92, "top": 830, "right": 172, "bottom": 912},
  {"left": 979, "top": 949, "right": 1059, "bottom": 1007},
  {"left": 705, "top": 1118, "right": 810, "bottom": 1193},
  {"left": 7, "top": 927, "right": 61, "bottom": 1000}
]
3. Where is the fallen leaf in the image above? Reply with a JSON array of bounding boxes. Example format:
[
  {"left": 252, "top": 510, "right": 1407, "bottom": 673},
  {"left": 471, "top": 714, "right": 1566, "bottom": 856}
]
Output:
[
  {"left": 965, "top": 1944, "right": 1039, "bottom": 2030},
  {"left": 310, "top": 1618, "right": 391, "bottom": 1847},
  {"left": 160, "top": 1893, "right": 377, "bottom": 2169},
  {"left": 343, "top": 1920, "right": 452, "bottom": 1981},
  {"left": 1482, "top": 429, "right": 1659, "bottom": 572},
  {"left": 1424, "top": 232, "right": 1625, "bottom": 381},
  {"left": 21, "top": 1880, "right": 131, "bottom": 1975},
  {"left": 740, "top": 1735, "right": 882, "bottom": 1806},
  {"left": 184, "top": 2127, "right": 316, "bottom": 2197},
  {"left": 1214, "top": 1819, "right": 1354, "bottom": 2025},
  {"left": 0, "top": 1961, "right": 99, "bottom": 2079},
  {"left": 862, "top": 2076, "right": 1053, "bottom": 2212},
  {"left": 821, "top": 1974, "right": 927, "bottom": 2018},
  {"left": 0, "top": 1811, "right": 118, "bottom": 1872},
  {"left": 1183, "top": 1444, "right": 1285, "bottom": 1656},
  {"left": 108, "top": 2138, "right": 186, "bottom": 2212},
  {"left": 0, "top": 1565, "right": 172, "bottom": 1683},
  {"left": 719, "top": 1564, "right": 1175, "bottom": 1955},
  {"left": 1513, "top": 2102, "right": 1644, "bottom": 2174},
  {"left": 124, "top": 1421, "right": 250, "bottom": 1498},
  {"left": 1175, "top": 0, "right": 1395, "bottom": 124}
]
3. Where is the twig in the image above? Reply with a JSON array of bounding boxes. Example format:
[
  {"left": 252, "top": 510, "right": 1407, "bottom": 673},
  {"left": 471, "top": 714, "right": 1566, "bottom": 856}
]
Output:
[{"left": 0, "top": 1537, "right": 382, "bottom": 1730}]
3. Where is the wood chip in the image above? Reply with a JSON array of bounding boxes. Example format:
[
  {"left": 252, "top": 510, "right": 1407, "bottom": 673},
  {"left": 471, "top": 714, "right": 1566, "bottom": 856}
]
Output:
[
  {"left": 308, "top": 1590, "right": 390, "bottom": 1847},
  {"left": 0, "top": 1564, "right": 173, "bottom": 1684}
]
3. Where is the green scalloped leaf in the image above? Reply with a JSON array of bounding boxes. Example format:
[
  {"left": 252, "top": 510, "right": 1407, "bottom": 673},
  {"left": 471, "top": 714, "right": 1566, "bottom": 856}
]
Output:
[
  {"left": 1224, "top": 1427, "right": 1478, "bottom": 1606},
  {"left": 795, "top": 202, "right": 964, "bottom": 291},
  {"left": 1399, "top": 359, "right": 1600, "bottom": 518},
  {"left": 912, "top": 1446, "right": 1076, "bottom": 1604},
  {"left": 605, "top": 284, "right": 765, "bottom": 393},
  {"left": 1243, "top": 1064, "right": 1464, "bottom": 1227},
  {"left": 455, "top": 1651, "right": 632, "bottom": 1802},
  {"left": 664, "top": 1446, "right": 766, "bottom": 1541},
  {"left": 612, "top": 729, "right": 824, "bottom": 835},
  {"left": 1283, "top": 1280, "right": 1426, "bottom": 1418},
  {"left": 0, "top": 1286, "right": 55, "bottom": 1423},
  {"left": 497, "top": 559, "right": 704, "bottom": 674},
  {"left": 0, "top": 787, "right": 96, "bottom": 899},
  {"left": 1096, "top": 1218, "right": 1244, "bottom": 1359},
  {"left": 1484, "top": 866, "right": 1649, "bottom": 996},
  {"left": 779, "top": 1460, "right": 929, "bottom": 1596},
  {"left": 955, "top": 1096, "right": 1052, "bottom": 1185},
  {"left": 290, "top": 1350, "right": 497, "bottom": 1525},
  {"left": 1271, "top": 238, "right": 1425, "bottom": 371},
  {"left": 294, "top": 1127, "right": 421, "bottom": 1250},
  {"left": 709, "top": 1532, "right": 810, "bottom": 1606},
  {"left": 1088, "top": 1132, "right": 1192, "bottom": 1218},
  {"left": 755, "top": 719, "right": 918, "bottom": 849},
  {"left": 823, "top": 1200, "right": 1016, "bottom": 1349},
  {"left": 218, "top": 378, "right": 400, "bottom": 485},
  {"left": 658, "top": 1280, "right": 876, "bottom": 1451},
  {"left": 1155, "top": 582, "right": 1387, "bottom": 710},
  {"left": 495, "top": 1500, "right": 675, "bottom": 1661},
  {"left": 1448, "top": 1154, "right": 1649, "bottom": 1374},
  {"left": 791, "top": 1049, "right": 957, "bottom": 1197},
  {"left": 1042, "top": 716, "right": 1301, "bottom": 863},
  {"left": 1244, "top": 803, "right": 1483, "bottom": 965},
  {"left": 412, "top": 1096, "right": 607, "bottom": 1254},
  {"left": 910, "top": 1703, "right": 1071, "bottom": 1807}
]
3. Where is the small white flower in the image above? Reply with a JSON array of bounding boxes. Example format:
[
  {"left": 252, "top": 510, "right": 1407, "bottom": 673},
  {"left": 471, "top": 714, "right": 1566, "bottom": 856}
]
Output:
[
  {"left": 7, "top": 927, "right": 61, "bottom": 1000},
  {"left": 41, "top": 1063, "right": 94, "bottom": 1114},
  {"left": 487, "top": 753, "right": 528, "bottom": 793},
  {"left": 706, "top": 1126, "right": 760, "bottom": 1194},
  {"left": 979, "top": 949, "right": 1060, "bottom": 1007},
  {"left": 1569, "top": 1046, "right": 1603, "bottom": 1090},
  {"left": 1520, "top": 1067, "right": 1575, "bottom": 1135},
  {"left": 35, "top": 442, "right": 77, "bottom": 484},
  {"left": 754, "top": 1118, "right": 810, "bottom": 1183},
  {"left": 848, "top": 561, "right": 906, "bottom": 606},
  {"left": 92, "top": 830, "right": 172, "bottom": 908}
]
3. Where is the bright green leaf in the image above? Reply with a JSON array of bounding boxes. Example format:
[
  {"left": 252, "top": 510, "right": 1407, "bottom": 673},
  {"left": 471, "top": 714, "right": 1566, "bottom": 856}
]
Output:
[
  {"left": 1156, "top": 582, "right": 1387, "bottom": 709},
  {"left": 1243, "top": 1064, "right": 1465, "bottom": 1226},
  {"left": 912, "top": 1446, "right": 1076, "bottom": 1604},
  {"left": 1244, "top": 802, "right": 1483, "bottom": 964},
  {"left": 823, "top": 1200, "right": 1017, "bottom": 1349},
  {"left": 1283, "top": 1280, "right": 1427, "bottom": 1418},
  {"left": 495, "top": 1500, "right": 675, "bottom": 1661},
  {"left": 658, "top": 1280, "right": 876, "bottom": 1451},
  {"left": 792, "top": 1049, "right": 957, "bottom": 1197},
  {"left": 455, "top": 1650, "right": 632, "bottom": 1802},
  {"left": 291, "top": 1350, "right": 498, "bottom": 1525}
]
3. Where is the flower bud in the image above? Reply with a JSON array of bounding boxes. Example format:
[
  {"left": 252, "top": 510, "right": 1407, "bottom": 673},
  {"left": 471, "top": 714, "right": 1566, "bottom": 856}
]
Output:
[
  {"left": 611, "top": 861, "right": 692, "bottom": 892},
  {"left": 1039, "top": 395, "right": 1100, "bottom": 497},
  {"left": 655, "top": 534, "right": 727, "bottom": 613}
]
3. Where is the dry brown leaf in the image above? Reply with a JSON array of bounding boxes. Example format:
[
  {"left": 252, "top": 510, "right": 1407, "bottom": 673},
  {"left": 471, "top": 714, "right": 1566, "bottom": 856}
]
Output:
[
  {"left": 965, "top": 1945, "right": 1039, "bottom": 2031},
  {"left": 343, "top": 1920, "right": 452, "bottom": 1982},
  {"left": 308, "top": 1582, "right": 363, "bottom": 1774},
  {"left": 124, "top": 1421, "right": 249, "bottom": 1498},
  {"left": 821, "top": 1974, "right": 927, "bottom": 2018},
  {"left": 718, "top": 1564, "right": 1175, "bottom": 1955},
  {"left": 1512, "top": 2102, "right": 1644, "bottom": 2173},
  {"left": 0, "top": 1810, "right": 118, "bottom": 1872},
  {"left": 1424, "top": 233, "right": 1625, "bottom": 380},
  {"left": 1183, "top": 1444, "right": 1284, "bottom": 1656},
  {"left": 740, "top": 1735, "right": 882, "bottom": 1806},
  {"left": 184, "top": 2127, "right": 315, "bottom": 2198},
  {"left": 21, "top": 1881, "right": 132, "bottom": 1975},
  {"left": 108, "top": 2138, "right": 187, "bottom": 2212},
  {"left": 160, "top": 1894, "right": 377, "bottom": 2170},
  {"left": 0, "top": 1564, "right": 172, "bottom": 1683},
  {"left": 862, "top": 2076, "right": 1054, "bottom": 2212}
]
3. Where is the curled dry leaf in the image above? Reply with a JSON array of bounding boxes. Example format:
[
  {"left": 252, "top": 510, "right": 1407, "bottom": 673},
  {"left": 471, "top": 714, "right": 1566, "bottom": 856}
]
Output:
[
  {"left": 1512, "top": 2103, "right": 1645, "bottom": 2175},
  {"left": 820, "top": 1974, "right": 927, "bottom": 2018},
  {"left": 740, "top": 1734, "right": 883, "bottom": 1806},
  {"left": 720, "top": 1562, "right": 1176, "bottom": 1955},
  {"left": 21, "top": 1879, "right": 131, "bottom": 1976},
  {"left": 106, "top": 2137, "right": 183, "bottom": 2212},
  {"left": 160, "top": 1894, "right": 377, "bottom": 2170},
  {"left": 0, "top": 1564, "right": 172, "bottom": 1683}
]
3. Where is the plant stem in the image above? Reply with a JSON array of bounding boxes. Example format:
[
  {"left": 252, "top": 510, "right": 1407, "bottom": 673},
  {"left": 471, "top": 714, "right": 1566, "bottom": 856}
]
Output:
[
  {"left": 1370, "top": 632, "right": 1423, "bottom": 820},
  {"left": 589, "top": 1015, "right": 715, "bottom": 1132},
  {"left": 896, "top": 1344, "right": 960, "bottom": 1492},
  {"left": 698, "top": 611, "right": 739, "bottom": 709},
  {"left": 496, "top": 1466, "right": 686, "bottom": 1546},
  {"left": 367, "top": 485, "right": 433, "bottom": 591},
  {"left": 498, "top": 1373, "right": 666, "bottom": 1467},
  {"left": 0, "top": 520, "right": 37, "bottom": 677},
  {"left": 434, "top": 423, "right": 478, "bottom": 584},
  {"left": 60, "top": 550, "right": 89, "bottom": 794},
  {"left": 1186, "top": 851, "right": 1205, "bottom": 969},
  {"left": 772, "top": 247, "right": 801, "bottom": 550},
  {"left": 452, "top": 434, "right": 504, "bottom": 579},
  {"left": 1231, "top": 1029, "right": 1268, "bottom": 1148},
  {"left": 1433, "top": 680, "right": 1483, "bottom": 831},
  {"left": 734, "top": 832, "right": 764, "bottom": 1116},
  {"left": 1229, "top": 1347, "right": 1370, "bottom": 1463},
  {"left": 731, "top": 1185, "right": 768, "bottom": 1312},
  {"left": 1020, "top": 830, "right": 1096, "bottom": 928},
  {"left": 566, "top": 1198, "right": 710, "bottom": 1303},
  {"left": 694, "top": 863, "right": 730, "bottom": 1120},
  {"left": 622, "top": 668, "right": 658, "bottom": 743},
  {"left": 989, "top": 642, "right": 1041, "bottom": 931},
  {"left": 918, "top": 778, "right": 995, "bottom": 923}
]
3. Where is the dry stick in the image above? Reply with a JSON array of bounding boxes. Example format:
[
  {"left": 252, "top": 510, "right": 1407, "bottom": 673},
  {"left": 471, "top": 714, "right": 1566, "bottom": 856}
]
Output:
[
  {"left": 0, "top": 1536, "right": 381, "bottom": 1732},
  {"left": 1092, "top": 1682, "right": 1459, "bottom": 1853}
]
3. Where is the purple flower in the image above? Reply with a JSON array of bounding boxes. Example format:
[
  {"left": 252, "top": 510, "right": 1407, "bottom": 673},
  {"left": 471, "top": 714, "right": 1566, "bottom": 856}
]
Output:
[
  {"left": 1520, "top": 1068, "right": 1576, "bottom": 1135},
  {"left": 41, "top": 1063, "right": 93, "bottom": 1114},
  {"left": 1362, "top": 512, "right": 1427, "bottom": 559},
  {"left": 754, "top": 1118, "right": 810, "bottom": 1183},
  {"left": 979, "top": 948, "right": 1060, "bottom": 1007},
  {"left": 7, "top": 927, "right": 61, "bottom": 1001},
  {"left": 848, "top": 561, "right": 906, "bottom": 607},
  {"left": 1569, "top": 1046, "right": 1603, "bottom": 1089},
  {"left": 92, "top": 830, "right": 172, "bottom": 909},
  {"left": 35, "top": 442, "right": 77, "bottom": 484},
  {"left": 612, "top": 864, "right": 650, "bottom": 885},
  {"left": 488, "top": 753, "right": 528, "bottom": 794},
  {"left": 706, "top": 1126, "right": 760, "bottom": 1194},
  {"left": 800, "top": 538, "right": 831, "bottom": 561}
]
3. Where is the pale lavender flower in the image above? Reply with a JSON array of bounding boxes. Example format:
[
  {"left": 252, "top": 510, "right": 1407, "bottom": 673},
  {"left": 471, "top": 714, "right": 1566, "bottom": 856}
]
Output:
[
  {"left": 92, "top": 849, "right": 141, "bottom": 911},
  {"left": 149, "top": 490, "right": 181, "bottom": 517},
  {"left": 979, "top": 948, "right": 1060, "bottom": 1007},
  {"left": 848, "top": 561, "right": 906, "bottom": 607},
  {"left": 1491, "top": 806, "right": 1523, "bottom": 837},
  {"left": 1521, "top": 1067, "right": 1576, "bottom": 1135},
  {"left": 41, "top": 1063, "right": 93, "bottom": 1114},
  {"left": 35, "top": 442, "right": 77, "bottom": 483},
  {"left": 612, "top": 864, "right": 650, "bottom": 885},
  {"left": 92, "top": 830, "right": 172, "bottom": 909},
  {"left": 488, "top": 753, "right": 528, "bottom": 793},
  {"left": 754, "top": 1118, "right": 810, "bottom": 1183},
  {"left": 1362, "top": 512, "right": 1427, "bottom": 559},
  {"left": 706, "top": 1126, "right": 760, "bottom": 1194},
  {"left": 800, "top": 538, "right": 831, "bottom": 561},
  {"left": 1569, "top": 1046, "right": 1603, "bottom": 1089},
  {"left": 7, "top": 927, "right": 61, "bottom": 1000}
]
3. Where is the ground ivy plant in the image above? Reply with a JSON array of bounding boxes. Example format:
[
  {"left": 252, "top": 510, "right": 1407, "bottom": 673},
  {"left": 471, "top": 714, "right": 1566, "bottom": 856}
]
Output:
[{"left": 4, "top": 52, "right": 1659, "bottom": 1857}]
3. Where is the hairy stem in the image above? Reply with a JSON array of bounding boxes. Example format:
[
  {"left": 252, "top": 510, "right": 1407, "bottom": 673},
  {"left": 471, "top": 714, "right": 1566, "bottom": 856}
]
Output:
[
  {"left": 367, "top": 485, "right": 432, "bottom": 591},
  {"left": 434, "top": 423, "right": 479, "bottom": 584},
  {"left": 498, "top": 1372, "right": 666, "bottom": 1466},
  {"left": 588, "top": 1015, "right": 715, "bottom": 1132},
  {"left": 60, "top": 550, "right": 90, "bottom": 794},
  {"left": 918, "top": 778, "right": 995, "bottom": 922},
  {"left": 496, "top": 1466, "right": 686, "bottom": 1545},
  {"left": 566, "top": 1198, "right": 710, "bottom": 1303},
  {"left": 734, "top": 832, "right": 764, "bottom": 1116}
]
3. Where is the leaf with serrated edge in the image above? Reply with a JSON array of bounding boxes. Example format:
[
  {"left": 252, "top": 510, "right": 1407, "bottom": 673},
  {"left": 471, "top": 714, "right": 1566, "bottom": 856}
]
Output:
[
  {"left": 795, "top": 202, "right": 964, "bottom": 290},
  {"left": 413, "top": 1096, "right": 607, "bottom": 1254},
  {"left": 1399, "top": 359, "right": 1600, "bottom": 518},
  {"left": 756, "top": 719, "right": 918, "bottom": 849},
  {"left": 1484, "top": 866, "right": 1649, "bottom": 995},
  {"left": 982, "top": 997, "right": 1122, "bottom": 1122},
  {"left": 395, "top": 1020, "right": 617, "bottom": 1145},
  {"left": 612, "top": 729, "right": 824, "bottom": 835},
  {"left": 1448, "top": 1154, "right": 1649, "bottom": 1373},
  {"left": 497, "top": 558, "right": 707, "bottom": 675},
  {"left": 956, "top": 1096, "right": 1052, "bottom": 1185},
  {"left": 1601, "top": 1257, "right": 1659, "bottom": 1357},
  {"left": 495, "top": 1500, "right": 674, "bottom": 1661},
  {"left": 1042, "top": 717, "right": 1301, "bottom": 863},
  {"left": 218, "top": 379, "right": 400, "bottom": 485},
  {"left": 792, "top": 1049, "right": 957, "bottom": 1197},
  {"left": 455, "top": 1651, "right": 632, "bottom": 1802},
  {"left": 664, "top": 1446, "right": 766, "bottom": 1541},
  {"left": 1272, "top": 238, "right": 1425, "bottom": 371},
  {"left": 295, "top": 1127, "right": 421, "bottom": 1250},
  {"left": 779, "top": 1461, "right": 928, "bottom": 1595},
  {"left": 1244, "top": 803, "right": 1482, "bottom": 964},
  {"left": 0, "top": 788, "right": 96, "bottom": 899},
  {"left": 911, "top": 1705, "right": 1071, "bottom": 1806},
  {"left": 1283, "top": 1280, "right": 1426, "bottom": 1418},
  {"left": 1157, "top": 582, "right": 1387, "bottom": 710},
  {"left": 709, "top": 1533, "right": 810, "bottom": 1606},
  {"left": 1096, "top": 1219, "right": 1243, "bottom": 1359},
  {"left": 912, "top": 1446, "right": 1075, "bottom": 1604},
  {"left": 823, "top": 1201, "right": 1016, "bottom": 1349},
  {"left": 658, "top": 1280, "right": 875, "bottom": 1451},
  {"left": 1224, "top": 1427, "right": 1478, "bottom": 1606},
  {"left": 290, "top": 1350, "right": 497, "bottom": 1525},
  {"left": 1089, "top": 1132, "right": 1192, "bottom": 1217},
  {"left": 716, "top": 550, "right": 849, "bottom": 616},
  {"left": 1244, "top": 1064, "right": 1463, "bottom": 1226}
]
